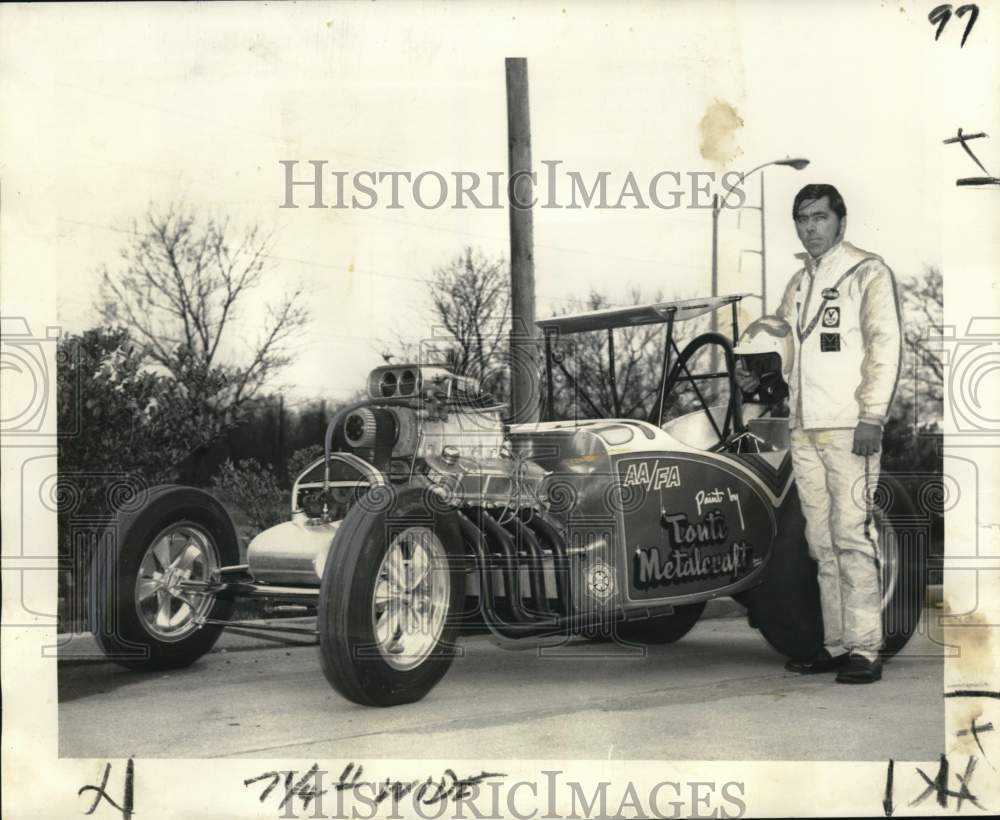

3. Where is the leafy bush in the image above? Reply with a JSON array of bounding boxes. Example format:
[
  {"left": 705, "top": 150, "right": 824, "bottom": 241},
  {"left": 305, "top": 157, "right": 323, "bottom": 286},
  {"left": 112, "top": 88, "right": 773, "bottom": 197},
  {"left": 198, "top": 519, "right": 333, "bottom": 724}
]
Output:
[
  {"left": 212, "top": 458, "right": 286, "bottom": 533},
  {"left": 57, "top": 326, "right": 248, "bottom": 526},
  {"left": 882, "top": 420, "right": 942, "bottom": 477},
  {"left": 57, "top": 327, "right": 228, "bottom": 544},
  {"left": 57, "top": 326, "right": 243, "bottom": 629},
  {"left": 287, "top": 444, "right": 325, "bottom": 482},
  {"left": 210, "top": 445, "right": 325, "bottom": 540}
]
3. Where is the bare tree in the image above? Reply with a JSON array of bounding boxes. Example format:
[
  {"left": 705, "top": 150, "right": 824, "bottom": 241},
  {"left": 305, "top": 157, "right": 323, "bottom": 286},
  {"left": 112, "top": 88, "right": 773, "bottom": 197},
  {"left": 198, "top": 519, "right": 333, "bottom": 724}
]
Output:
[
  {"left": 377, "top": 247, "right": 511, "bottom": 398},
  {"left": 381, "top": 245, "right": 711, "bottom": 422},
  {"left": 548, "top": 290, "right": 710, "bottom": 422},
  {"left": 429, "top": 247, "right": 510, "bottom": 396},
  {"left": 97, "top": 205, "right": 308, "bottom": 436},
  {"left": 898, "top": 265, "right": 943, "bottom": 418}
]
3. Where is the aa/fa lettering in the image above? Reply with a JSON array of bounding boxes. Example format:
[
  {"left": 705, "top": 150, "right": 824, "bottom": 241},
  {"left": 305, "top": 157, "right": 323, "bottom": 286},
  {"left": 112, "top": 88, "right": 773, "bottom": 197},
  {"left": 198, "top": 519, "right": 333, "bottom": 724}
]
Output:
[{"left": 622, "top": 461, "right": 681, "bottom": 490}]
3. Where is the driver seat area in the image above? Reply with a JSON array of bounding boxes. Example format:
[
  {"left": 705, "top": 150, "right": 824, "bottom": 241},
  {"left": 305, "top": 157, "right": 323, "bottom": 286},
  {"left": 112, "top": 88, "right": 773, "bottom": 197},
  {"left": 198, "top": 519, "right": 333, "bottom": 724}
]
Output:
[{"left": 661, "top": 402, "right": 775, "bottom": 452}]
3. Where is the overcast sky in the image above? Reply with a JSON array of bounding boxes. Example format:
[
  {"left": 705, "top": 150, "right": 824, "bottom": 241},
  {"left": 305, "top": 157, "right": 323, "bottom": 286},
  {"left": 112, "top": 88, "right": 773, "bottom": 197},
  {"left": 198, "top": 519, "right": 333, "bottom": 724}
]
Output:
[{"left": 3, "top": 0, "right": 997, "bottom": 403}]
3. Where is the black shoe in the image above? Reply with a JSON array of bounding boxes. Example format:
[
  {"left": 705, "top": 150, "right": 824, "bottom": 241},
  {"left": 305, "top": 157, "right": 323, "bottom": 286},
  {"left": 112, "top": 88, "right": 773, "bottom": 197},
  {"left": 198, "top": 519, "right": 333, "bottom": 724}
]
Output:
[
  {"left": 836, "top": 653, "right": 883, "bottom": 684},
  {"left": 785, "top": 649, "right": 850, "bottom": 674}
]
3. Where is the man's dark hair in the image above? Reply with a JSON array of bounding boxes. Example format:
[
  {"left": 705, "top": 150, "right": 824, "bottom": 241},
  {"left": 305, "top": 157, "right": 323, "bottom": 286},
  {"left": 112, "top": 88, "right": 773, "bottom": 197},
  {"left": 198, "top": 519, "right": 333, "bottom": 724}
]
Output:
[{"left": 793, "top": 184, "right": 847, "bottom": 220}]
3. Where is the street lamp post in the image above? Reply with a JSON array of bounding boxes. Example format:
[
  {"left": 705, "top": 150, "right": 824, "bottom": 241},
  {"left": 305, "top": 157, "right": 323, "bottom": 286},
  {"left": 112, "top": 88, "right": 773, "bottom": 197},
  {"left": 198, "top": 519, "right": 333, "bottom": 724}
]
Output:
[
  {"left": 711, "top": 191, "right": 720, "bottom": 322},
  {"left": 709, "top": 157, "right": 809, "bottom": 370}
]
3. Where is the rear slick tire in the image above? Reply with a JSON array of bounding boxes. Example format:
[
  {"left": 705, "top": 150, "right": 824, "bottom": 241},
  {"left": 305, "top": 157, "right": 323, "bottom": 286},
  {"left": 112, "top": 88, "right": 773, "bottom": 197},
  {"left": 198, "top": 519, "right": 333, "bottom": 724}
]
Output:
[
  {"left": 738, "top": 474, "right": 925, "bottom": 661},
  {"left": 617, "top": 601, "right": 706, "bottom": 644},
  {"left": 583, "top": 602, "right": 706, "bottom": 645}
]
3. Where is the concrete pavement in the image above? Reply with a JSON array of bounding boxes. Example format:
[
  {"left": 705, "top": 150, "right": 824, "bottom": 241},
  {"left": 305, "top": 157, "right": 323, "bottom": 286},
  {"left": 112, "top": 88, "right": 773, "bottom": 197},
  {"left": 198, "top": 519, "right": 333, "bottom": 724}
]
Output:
[{"left": 58, "top": 607, "right": 945, "bottom": 761}]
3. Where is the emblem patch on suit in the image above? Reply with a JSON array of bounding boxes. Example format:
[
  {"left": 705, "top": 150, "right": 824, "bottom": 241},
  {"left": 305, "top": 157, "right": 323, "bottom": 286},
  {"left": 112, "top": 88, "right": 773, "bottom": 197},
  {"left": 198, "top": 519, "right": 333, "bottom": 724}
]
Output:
[
  {"left": 822, "top": 306, "right": 840, "bottom": 328},
  {"left": 820, "top": 332, "right": 841, "bottom": 352}
]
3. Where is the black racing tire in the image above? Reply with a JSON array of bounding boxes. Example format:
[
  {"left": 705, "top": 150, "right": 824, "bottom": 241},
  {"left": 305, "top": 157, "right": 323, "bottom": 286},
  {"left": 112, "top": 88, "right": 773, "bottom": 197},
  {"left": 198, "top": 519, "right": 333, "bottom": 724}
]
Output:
[
  {"left": 616, "top": 602, "right": 707, "bottom": 644},
  {"left": 317, "top": 486, "right": 466, "bottom": 707},
  {"left": 738, "top": 474, "right": 925, "bottom": 661},
  {"left": 88, "top": 485, "right": 239, "bottom": 671},
  {"left": 583, "top": 602, "right": 707, "bottom": 644},
  {"left": 876, "top": 475, "right": 927, "bottom": 657},
  {"left": 735, "top": 485, "right": 823, "bottom": 661}
]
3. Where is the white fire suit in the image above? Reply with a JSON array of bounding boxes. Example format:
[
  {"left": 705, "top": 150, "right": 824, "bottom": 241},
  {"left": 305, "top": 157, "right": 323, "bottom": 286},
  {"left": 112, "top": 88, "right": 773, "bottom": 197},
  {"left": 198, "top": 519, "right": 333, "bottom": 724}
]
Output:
[{"left": 775, "top": 240, "right": 902, "bottom": 660}]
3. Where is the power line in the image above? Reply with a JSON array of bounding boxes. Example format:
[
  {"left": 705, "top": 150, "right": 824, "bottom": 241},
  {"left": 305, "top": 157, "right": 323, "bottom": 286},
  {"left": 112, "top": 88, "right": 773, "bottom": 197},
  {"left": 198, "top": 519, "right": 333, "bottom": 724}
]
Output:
[
  {"left": 325, "top": 206, "right": 711, "bottom": 272},
  {"left": 57, "top": 215, "right": 708, "bottom": 302}
]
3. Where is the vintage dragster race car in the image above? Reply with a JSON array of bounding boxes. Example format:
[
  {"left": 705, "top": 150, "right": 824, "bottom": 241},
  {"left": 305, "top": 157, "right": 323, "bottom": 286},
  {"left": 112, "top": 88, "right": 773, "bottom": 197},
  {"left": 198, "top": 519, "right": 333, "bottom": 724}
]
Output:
[{"left": 88, "top": 294, "right": 925, "bottom": 706}]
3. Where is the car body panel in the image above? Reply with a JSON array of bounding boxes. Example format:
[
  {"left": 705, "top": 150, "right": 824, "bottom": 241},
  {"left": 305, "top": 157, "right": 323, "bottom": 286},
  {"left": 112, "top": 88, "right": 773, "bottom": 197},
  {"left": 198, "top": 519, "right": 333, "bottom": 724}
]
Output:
[{"left": 507, "top": 412, "right": 793, "bottom": 612}]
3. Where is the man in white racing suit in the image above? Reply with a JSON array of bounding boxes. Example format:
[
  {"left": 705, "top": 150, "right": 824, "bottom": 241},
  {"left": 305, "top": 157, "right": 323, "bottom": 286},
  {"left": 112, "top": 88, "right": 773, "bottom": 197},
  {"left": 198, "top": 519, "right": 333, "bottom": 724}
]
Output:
[{"left": 776, "top": 183, "right": 902, "bottom": 684}]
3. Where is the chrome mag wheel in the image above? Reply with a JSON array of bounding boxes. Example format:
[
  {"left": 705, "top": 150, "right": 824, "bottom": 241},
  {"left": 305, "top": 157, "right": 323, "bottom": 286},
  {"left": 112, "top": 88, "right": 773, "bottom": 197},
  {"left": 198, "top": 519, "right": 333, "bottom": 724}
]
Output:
[
  {"left": 134, "top": 521, "right": 220, "bottom": 641},
  {"left": 370, "top": 526, "right": 450, "bottom": 671}
]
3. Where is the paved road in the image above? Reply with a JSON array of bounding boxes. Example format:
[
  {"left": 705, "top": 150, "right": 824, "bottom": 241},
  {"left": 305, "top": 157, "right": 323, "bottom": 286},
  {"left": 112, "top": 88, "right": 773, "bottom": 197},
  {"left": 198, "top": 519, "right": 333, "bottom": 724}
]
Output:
[{"left": 59, "top": 611, "right": 944, "bottom": 760}]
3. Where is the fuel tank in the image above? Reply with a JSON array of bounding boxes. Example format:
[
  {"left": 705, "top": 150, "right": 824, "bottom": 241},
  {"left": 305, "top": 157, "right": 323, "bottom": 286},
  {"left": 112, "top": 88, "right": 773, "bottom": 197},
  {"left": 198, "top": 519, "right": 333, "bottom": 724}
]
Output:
[{"left": 246, "top": 518, "right": 340, "bottom": 584}]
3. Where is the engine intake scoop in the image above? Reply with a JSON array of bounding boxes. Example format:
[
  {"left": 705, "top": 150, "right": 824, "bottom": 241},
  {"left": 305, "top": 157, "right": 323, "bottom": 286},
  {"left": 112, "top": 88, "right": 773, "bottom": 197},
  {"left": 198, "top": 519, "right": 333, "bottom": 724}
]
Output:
[{"left": 367, "top": 364, "right": 482, "bottom": 402}]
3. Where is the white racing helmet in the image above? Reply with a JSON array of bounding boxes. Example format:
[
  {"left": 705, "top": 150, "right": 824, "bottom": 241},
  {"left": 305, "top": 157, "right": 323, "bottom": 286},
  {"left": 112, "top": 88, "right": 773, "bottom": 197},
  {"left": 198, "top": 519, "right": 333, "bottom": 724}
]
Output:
[{"left": 734, "top": 315, "right": 793, "bottom": 403}]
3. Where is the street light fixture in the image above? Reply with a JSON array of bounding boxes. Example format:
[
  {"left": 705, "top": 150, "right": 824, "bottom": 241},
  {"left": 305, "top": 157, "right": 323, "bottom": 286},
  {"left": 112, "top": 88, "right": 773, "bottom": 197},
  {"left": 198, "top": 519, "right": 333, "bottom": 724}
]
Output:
[
  {"left": 716, "top": 157, "right": 810, "bottom": 213},
  {"left": 776, "top": 157, "right": 810, "bottom": 171}
]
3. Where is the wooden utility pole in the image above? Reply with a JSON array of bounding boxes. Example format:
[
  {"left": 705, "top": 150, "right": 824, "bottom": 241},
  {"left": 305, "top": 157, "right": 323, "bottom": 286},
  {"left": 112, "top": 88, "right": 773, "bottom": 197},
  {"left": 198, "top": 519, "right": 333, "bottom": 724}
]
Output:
[
  {"left": 759, "top": 173, "right": 768, "bottom": 314},
  {"left": 505, "top": 57, "right": 540, "bottom": 423}
]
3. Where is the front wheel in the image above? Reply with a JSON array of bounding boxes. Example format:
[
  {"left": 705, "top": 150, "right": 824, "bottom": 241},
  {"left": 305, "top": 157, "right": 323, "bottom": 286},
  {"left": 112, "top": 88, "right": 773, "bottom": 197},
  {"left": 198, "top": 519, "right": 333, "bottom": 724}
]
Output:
[
  {"left": 88, "top": 485, "right": 239, "bottom": 671},
  {"left": 317, "top": 487, "right": 466, "bottom": 707}
]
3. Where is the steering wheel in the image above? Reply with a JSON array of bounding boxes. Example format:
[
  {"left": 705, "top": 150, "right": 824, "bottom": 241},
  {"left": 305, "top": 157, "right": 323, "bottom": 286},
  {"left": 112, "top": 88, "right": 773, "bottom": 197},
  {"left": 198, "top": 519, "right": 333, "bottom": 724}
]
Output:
[{"left": 653, "top": 331, "right": 745, "bottom": 451}]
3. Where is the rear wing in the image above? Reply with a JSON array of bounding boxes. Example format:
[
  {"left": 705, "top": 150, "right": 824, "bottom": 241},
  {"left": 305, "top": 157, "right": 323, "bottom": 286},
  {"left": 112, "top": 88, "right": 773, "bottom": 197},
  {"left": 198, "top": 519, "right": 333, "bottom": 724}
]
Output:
[
  {"left": 537, "top": 293, "right": 750, "bottom": 421},
  {"left": 536, "top": 294, "right": 750, "bottom": 335}
]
